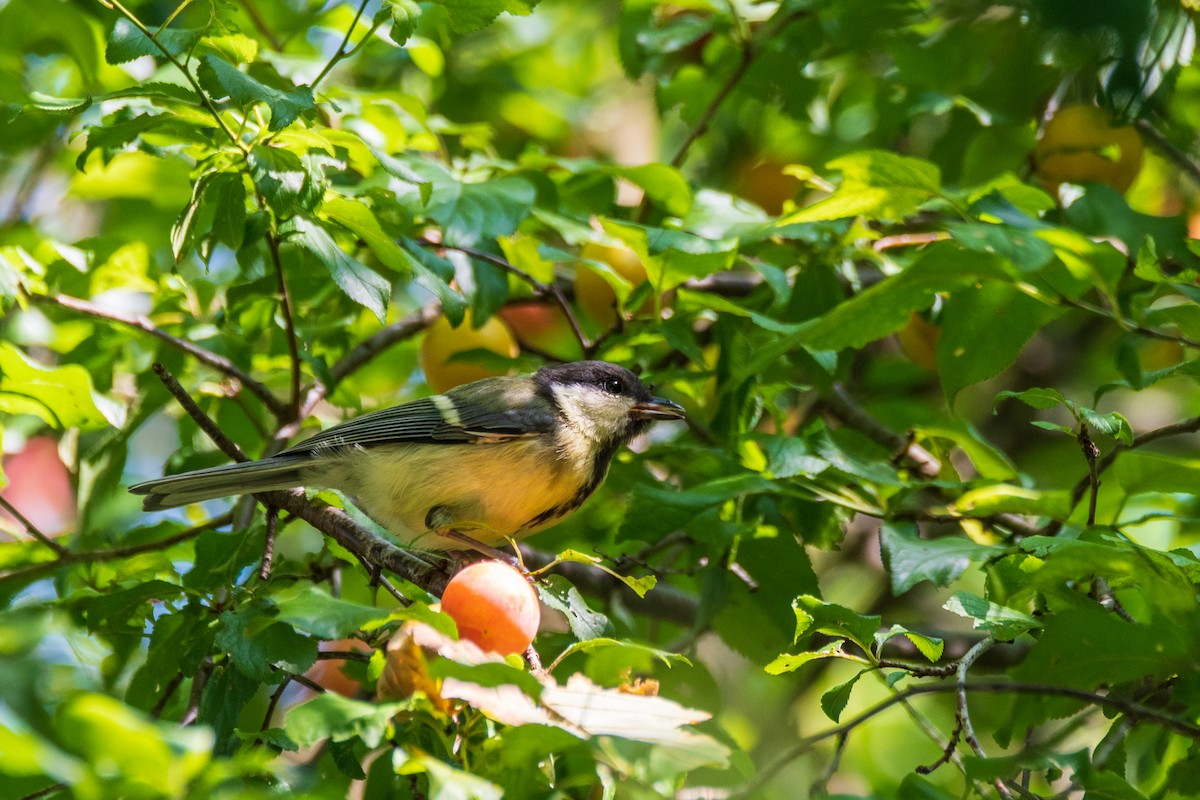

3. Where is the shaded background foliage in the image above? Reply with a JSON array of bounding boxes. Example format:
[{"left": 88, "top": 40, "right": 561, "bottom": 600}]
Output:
[{"left": 3, "top": 0, "right": 1200, "bottom": 797}]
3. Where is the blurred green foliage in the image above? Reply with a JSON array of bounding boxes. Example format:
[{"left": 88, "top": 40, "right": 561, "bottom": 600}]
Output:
[{"left": 3, "top": 0, "right": 1200, "bottom": 797}]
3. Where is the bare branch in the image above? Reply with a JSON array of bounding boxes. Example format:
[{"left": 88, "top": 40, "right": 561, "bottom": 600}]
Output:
[
  {"left": 0, "top": 495, "right": 67, "bottom": 555},
  {"left": 35, "top": 294, "right": 287, "bottom": 416},
  {"left": 0, "top": 512, "right": 232, "bottom": 584}
]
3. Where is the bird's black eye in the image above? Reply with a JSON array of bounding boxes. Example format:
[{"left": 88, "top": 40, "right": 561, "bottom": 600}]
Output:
[{"left": 602, "top": 377, "right": 624, "bottom": 395}]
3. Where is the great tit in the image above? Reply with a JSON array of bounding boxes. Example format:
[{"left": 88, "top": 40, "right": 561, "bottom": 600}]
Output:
[{"left": 130, "top": 361, "right": 684, "bottom": 550}]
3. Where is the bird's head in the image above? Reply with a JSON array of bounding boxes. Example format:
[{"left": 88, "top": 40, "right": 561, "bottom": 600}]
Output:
[{"left": 534, "top": 361, "right": 684, "bottom": 447}]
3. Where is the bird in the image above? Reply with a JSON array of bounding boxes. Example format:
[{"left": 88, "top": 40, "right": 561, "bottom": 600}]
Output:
[{"left": 129, "top": 361, "right": 685, "bottom": 550}]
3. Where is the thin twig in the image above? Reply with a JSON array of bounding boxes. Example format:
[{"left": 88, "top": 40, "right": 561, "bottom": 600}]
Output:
[
  {"left": 956, "top": 639, "right": 1013, "bottom": 800},
  {"left": 1059, "top": 294, "right": 1200, "bottom": 349},
  {"left": 257, "top": 676, "right": 294, "bottom": 741},
  {"left": 0, "top": 495, "right": 67, "bottom": 555},
  {"left": 259, "top": 505, "right": 278, "bottom": 580},
  {"left": 153, "top": 363, "right": 249, "bottom": 462},
  {"left": 155, "top": 0, "right": 195, "bottom": 34},
  {"left": 329, "top": 302, "right": 442, "bottom": 389},
  {"left": 102, "top": 0, "right": 245, "bottom": 151},
  {"left": 18, "top": 784, "right": 66, "bottom": 800},
  {"left": 310, "top": 0, "right": 372, "bottom": 91},
  {"left": 1046, "top": 413, "right": 1200, "bottom": 536},
  {"left": 740, "top": 680, "right": 1200, "bottom": 798},
  {"left": 237, "top": 0, "right": 283, "bottom": 51},
  {"left": 823, "top": 384, "right": 942, "bottom": 477},
  {"left": 0, "top": 512, "right": 232, "bottom": 584},
  {"left": 264, "top": 232, "right": 302, "bottom": 419},
  {"left": 150, "top": 671, "right": 185, "bottom": 718},
  {"left": 417, "top": 239, "right": 591, "bottom": 354},
  {"left": 1135, "top": 118, "right": 1200, "bottom": 184},
  {"left": 35, "top": 294, "right": 286, "bottom": 416},
  {"left": 1079, "top": 424, "right": 1100, "bottom": 527},
  {"left": 873, "top": 232, "right": 951, "bottom": 252},
  {"left": 663, "top": 8, "right": 808, "bottom": 173}
]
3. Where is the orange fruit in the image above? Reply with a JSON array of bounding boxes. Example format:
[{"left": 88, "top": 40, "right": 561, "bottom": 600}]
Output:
[
  {"left": 1034, "top": 104, "right": 1144, "bottom": 194},
  {"left": 575, "top": 241, "right": 657, "bottom": 328},
  {"left": 420, "top": 312, "right": 519, "bottom": 393},
  {"left": 440, "top": 561, "right": 540, "bottom": 656},
  {"left": 897, "top": 312, "right": 940, "bottom": 372}
]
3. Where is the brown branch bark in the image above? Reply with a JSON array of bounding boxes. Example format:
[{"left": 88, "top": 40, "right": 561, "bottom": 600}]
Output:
[{"left": 34, "top": 294, "right": 287, "bottom": 416}]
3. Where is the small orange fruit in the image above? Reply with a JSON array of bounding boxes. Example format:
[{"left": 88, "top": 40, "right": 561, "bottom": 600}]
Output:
[
  {"left": 1034, "top": 104, "right": 1144, "bottom": 194},
  {"left": 440, "top": 561, "right": 540, "bottom": 656},
  {"left": 420, "top": 311, "right": 519, "bottom": 393},
  {"left": 575, "top": 241, "right": 656, "bottom": 328}
]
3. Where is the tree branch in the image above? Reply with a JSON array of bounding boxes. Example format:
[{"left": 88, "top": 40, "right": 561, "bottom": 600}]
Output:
[
  {"left": 742, "top": 680, "right": 1200, "bottom": 797},
  {"left": 0, "top": 512, "right": 232, "bottom": 584},
  {"left": 0, "top": 495, "right": 67, "bottom": 555},
  {"left": 417, "top": 239, "right": 591, "bottom": 355},
  {"left": 101, "top": 0, "right": 246, "bottom": 152},
  {"left": 310, "top": 0, "right": 376, "bottom": 91},
  {"left": 1046, "top": 413, "right": 1200, "bottom": 536},
  {"left": 34, "top": 293, "right": 287, "bottom": 417},
  {"left": 1135, "top": 118, "right": 1200, "bottom": 184}
]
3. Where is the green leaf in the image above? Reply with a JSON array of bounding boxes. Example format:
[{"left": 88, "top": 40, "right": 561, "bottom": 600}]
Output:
[
  {"left": 1012, "top": 605, "right": 1197, "bottom": 688},
  {"left": 799, "top": 245, "right": 999, "bottom": 352},
  {"left": 72, "top": 580, "right": 186, "bottom": 634},
  {"left": 605, "top": 163, "right": 691, "bottom": 216},
  {"left": 954, "top": 484, "right": 1072, "bottom": 519},
  {"left": 880, "top": 521, "right": 1004, "bottom": 595},
  {"left": 547, "top": 550, "right": 656, "bottom": 598},
  {"left": 946, "top": 220, "right": 1055, "bottom": 273},
  {"left": 875, "top": 625, "right": 945, "bottom": 663},
  {"left": 790, "top": 595, "right": 880, "bottom": 651},
  {"left": 943, "top": 591, "right": 1040, "bottom": 642},
  {"left": 938, "top": 282, "right": 1064, "bottom": 404},
  {"left": 618, "top": 474, "right": 775, "bottom": 541},
  {"left": 285, "top": 693, "right": 409, "bottom": 749},
  {"left": 548, "top": 637, "right": 691, "bottom": 670},
  {"left": 428, "top": 0, "right": 538, "bottom": 34},
  {"left": 287, "top": 216, "right": 391, "bottom": 322},
  {"left": 537, "top": 575, "right": 611, "bottom": 641},
  {"left": 368, "top": 146, "right": 432, "bottom": 204},
  {"left": 1078, "top": 408, "right": 1133, "bottom": 445},
  {"left": 198, "top": 55, "right": 314, "bottom": 131},
  {"left": 385, "top": 0, "right": 423, "bottom": 43},
  {"left": 197, "top": 665, "right": 259, "bottom": 756},
  {"left": 764, "top": 639, "right": 846, "bottom": 675},
  {"left": 57, "top": 694, "right": 212, "bottom": 796},
  {"left": 105, "top": 19, "right": 204, "bottom": 65},
  {"left": 779, "top": 151, "right": 941, "bottom": 224},
  {"left": 1114, "top": 451, "right": 1200, "bottom": 495},
  {"left": 994, "top": 387, "right": 1067, "bottom": 411},
  {"left": 396, "top": 749, "right": 504, "bottom": 800},
  {"left": 426, "top": 659, "right": 543, "bottom": 701},
  {"left": 248, "top": 145, "right": 324, "bottom": 217},
  {"left": 820, "top": 670, "right": 864, "bottom": 723},
  {"left": 271, "top": 585, "right": 397, "bottom": 640},
  {"left": 426, "top": 175, "right": 536, "bottom": 246},
  {"left": 0, "top": 343, "right": 122, "bottom": 429},
  {"left": 215, "top": 602, "right": 318, "bottom": 682}
]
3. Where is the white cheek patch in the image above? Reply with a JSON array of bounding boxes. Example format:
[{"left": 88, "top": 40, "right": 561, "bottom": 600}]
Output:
[{"left": 549, "top": 384, "right": 631, "bottom": 443}]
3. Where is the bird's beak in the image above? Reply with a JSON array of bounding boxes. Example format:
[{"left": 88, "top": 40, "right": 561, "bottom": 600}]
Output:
[{"left": 630, "top": 396, "right": 686, "bottom": 421}]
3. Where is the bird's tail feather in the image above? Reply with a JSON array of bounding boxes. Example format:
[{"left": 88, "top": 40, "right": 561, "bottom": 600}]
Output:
[{"left": 130, "top": 457, "right": 310, "bottom": 511}]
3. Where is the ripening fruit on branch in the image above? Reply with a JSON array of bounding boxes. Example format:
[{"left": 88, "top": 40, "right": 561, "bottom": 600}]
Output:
[
  {"left": 498, "top": 301, "right": 585, "bottom": 361},
  {"left": 1034, "top": 104, "right": 1144, "bottom": 194},
  {"left": 575, "top": 241, "right": 660, "bottom": 328},
  {"left": 440, "top": 560, "right": 541, "bottom": 656},
  {"left": 420, "top": 311, "right": 519, "bottom": 393},
  {"left": 897, "top": 312, "right": 941, "bottom": 372}
]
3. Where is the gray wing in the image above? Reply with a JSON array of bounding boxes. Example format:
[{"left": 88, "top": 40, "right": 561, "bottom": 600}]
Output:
[{"left": 279, "top": 386, "right": 556, "bottom": 457}]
